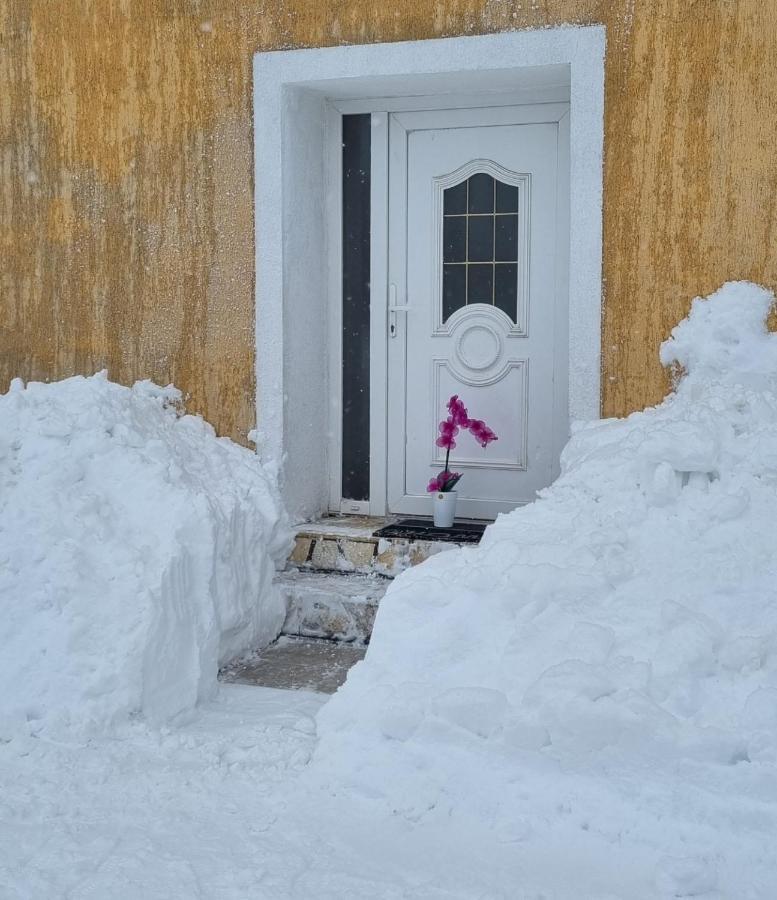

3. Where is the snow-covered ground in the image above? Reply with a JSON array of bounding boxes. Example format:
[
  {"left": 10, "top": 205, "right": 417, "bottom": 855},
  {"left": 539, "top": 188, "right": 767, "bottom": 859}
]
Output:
[
  {"left": 2, "top": 686, "right": 325, "bottom": 898},
  {"left": 2, "top": 282, "right": 777, "bottom": 898},
  {"left": 0, "top": 682, "right": 534, "bottom": 899}
]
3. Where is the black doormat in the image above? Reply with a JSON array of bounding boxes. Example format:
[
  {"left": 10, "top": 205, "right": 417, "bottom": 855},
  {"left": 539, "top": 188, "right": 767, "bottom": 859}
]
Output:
[{"left": 373, "top": 518, "right": 488, "bottom": 544}]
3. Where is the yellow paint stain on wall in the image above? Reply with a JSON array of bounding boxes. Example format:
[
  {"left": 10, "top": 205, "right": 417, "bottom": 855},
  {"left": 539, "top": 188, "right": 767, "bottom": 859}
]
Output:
[{"left": 1, "top": 0, "right": 776, "bottom": 441}]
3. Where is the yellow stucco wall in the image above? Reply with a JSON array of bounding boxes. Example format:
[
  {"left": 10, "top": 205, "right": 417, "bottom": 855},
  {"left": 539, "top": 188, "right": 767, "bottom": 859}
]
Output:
[{"left": 1, "top": 1, "right": 776, "bottom": 440}]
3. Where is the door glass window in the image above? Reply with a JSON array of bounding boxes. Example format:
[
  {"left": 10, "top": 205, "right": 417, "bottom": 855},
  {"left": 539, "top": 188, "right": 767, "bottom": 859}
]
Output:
[{"left": 442, "top": 174, "right": 519, "bottom": 323}]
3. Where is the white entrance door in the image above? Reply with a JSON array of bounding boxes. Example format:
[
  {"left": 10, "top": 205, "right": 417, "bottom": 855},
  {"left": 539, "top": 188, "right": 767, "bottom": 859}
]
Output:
[{"left": 386, "top": 105, "right": 569, "bottom": 520}]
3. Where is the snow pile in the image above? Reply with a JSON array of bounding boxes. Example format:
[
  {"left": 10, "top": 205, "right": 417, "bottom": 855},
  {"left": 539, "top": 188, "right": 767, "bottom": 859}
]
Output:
[
  {"left": 0, "top": 374, "right": 290, "bottom": 737},
  {"left": 316, "top": 282, "right": 777, "bottom": 895}
]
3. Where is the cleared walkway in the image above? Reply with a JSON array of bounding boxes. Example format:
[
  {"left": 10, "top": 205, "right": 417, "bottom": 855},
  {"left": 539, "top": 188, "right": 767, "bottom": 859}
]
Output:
[{"left": 219, "top": 636, "right": 366, "bottom": 694}]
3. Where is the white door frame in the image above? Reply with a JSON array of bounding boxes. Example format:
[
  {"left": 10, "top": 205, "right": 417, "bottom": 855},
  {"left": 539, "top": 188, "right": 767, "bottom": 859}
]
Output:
[
  {"left": 253, "top": 27, "right": 605, "bottom": 522},
  {"left": 382, "top": 103, "right": 570, "bottom": 518},
  {"left": 327, "top": 95, "right": 570, "bottom": 517}
]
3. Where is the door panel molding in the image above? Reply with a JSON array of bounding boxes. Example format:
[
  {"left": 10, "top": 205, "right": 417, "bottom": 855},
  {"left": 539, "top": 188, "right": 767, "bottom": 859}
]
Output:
[{"left": 431, "top": 358, "right": 529, "bottom": 471}]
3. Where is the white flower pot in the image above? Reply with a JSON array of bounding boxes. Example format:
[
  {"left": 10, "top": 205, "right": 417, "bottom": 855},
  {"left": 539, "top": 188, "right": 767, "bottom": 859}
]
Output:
[{"left": 433, "top": 490, "right": 458, "bottom": 528}]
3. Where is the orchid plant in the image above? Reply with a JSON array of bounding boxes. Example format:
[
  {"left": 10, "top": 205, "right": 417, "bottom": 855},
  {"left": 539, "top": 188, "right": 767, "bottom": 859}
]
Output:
[{"left": 427, "top": 395, "right": 498, "bottom": 493}]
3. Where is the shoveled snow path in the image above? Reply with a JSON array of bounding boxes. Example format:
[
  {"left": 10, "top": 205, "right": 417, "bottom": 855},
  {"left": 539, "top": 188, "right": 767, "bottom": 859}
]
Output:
[
  {"left": 0, "top": 685, "right": 497, "bottom": 899},
  {"left": 4, "top": 680, "right": 772, "bottom": 899},
  {"left": 1, "top": 686, "right": 322, "bottom": 898}
]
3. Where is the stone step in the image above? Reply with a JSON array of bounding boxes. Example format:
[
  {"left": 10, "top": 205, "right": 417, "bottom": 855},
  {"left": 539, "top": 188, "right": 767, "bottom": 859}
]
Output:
[
  {"left": 288, "top": 515, "right": 458, "bottom": 578},
  {"left": 277, "top": 568, "right": 389, "bottom": 644}
]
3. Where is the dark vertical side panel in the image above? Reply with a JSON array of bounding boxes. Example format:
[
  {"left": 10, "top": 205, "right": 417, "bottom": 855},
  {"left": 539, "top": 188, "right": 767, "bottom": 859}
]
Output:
[{"left": 341, "top": 114, "right": 371, "bottom": 502}]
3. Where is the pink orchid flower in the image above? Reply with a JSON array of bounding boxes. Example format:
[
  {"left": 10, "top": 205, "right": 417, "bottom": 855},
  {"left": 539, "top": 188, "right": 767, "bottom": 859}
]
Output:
[
  {"left": 468, "top": 419, "right": 498, "bottom": 448},
  {"left": 435, "top": 418, "right": 459, "bottom": 450},
  {"left": 447, "top": 395, "right": 470, "bottom": 428},
  {"left": 427, "top": 470, "right": 462, "bottom": 493},
  {"left": 430, "top": 396, "right": 498, "bottom": 494}
]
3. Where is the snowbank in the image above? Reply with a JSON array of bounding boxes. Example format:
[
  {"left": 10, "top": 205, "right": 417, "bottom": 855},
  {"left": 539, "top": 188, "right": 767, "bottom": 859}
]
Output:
[
  {"left": 316, "top": 282, "right": 777, "bottom": 896},
  {"left": 0, "top": 374, "right": 290, "bottom": 737}
]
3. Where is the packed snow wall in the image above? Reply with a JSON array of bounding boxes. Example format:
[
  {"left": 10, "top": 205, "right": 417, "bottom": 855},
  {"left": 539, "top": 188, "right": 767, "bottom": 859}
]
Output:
[
  {"left": 315, "top": 282, "right": 777, "bottom": 896},
  {"left": 0, "top": 374, "right": 291, "bottom": 737}
]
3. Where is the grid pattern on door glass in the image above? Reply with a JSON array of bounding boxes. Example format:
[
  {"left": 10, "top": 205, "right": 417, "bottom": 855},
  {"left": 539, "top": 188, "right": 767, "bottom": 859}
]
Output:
[{"left": 442, "top": 173, "right": 519, "bottom": 324}]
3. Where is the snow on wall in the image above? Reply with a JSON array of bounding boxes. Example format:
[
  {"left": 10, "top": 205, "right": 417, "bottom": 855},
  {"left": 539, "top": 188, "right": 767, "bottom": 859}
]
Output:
[
  {"left": 315, "top": 282, "right": 777, "bottom": 895},
  {"left": 0, "top": 373, "right": 291, "bottom": 737}
]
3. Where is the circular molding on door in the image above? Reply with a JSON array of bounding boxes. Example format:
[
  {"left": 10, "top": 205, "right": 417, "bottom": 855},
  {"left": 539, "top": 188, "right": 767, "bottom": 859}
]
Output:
[{"left": 455, "top": 323, "right": 503, "bottom": 371}]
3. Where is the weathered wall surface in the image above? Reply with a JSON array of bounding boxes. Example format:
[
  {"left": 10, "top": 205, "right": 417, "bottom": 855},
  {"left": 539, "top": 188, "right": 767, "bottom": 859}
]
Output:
[{"left": 1, "top": 1, "right": 775, "bottom": 439}]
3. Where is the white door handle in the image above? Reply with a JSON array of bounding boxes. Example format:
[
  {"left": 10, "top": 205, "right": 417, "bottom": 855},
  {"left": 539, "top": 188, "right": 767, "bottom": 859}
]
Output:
[{"left": 389, "top": 284, "right": 410, "bottom": 338}]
